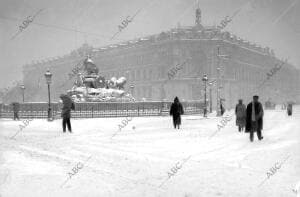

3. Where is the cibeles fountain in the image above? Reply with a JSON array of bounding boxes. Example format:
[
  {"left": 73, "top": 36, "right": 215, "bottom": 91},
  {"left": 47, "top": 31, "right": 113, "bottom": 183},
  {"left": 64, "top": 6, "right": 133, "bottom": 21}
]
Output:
[{"left": 67, "top": 56, "right": 135, "bottom": 102}]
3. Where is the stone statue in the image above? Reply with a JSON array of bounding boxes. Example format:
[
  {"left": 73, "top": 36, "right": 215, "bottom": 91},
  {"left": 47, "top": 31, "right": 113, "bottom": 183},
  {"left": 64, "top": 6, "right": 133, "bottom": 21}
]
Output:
[
  {"left": 67, "top": 56, "right": 133, "bottom": 102},
  {"left": 83, "top": 56, "right": 99, "bottom": 75}
]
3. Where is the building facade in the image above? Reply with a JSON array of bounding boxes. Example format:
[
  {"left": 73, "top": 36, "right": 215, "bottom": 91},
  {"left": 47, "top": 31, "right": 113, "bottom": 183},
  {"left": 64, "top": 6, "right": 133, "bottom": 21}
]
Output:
[{"left": 18, "top": 9, "right": 300, "bottom": 109}]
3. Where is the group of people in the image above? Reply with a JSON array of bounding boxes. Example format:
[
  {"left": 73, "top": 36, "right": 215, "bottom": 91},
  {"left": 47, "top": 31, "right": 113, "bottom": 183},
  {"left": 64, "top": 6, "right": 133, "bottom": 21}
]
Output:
[
  {"left": 169, "top": 97, "right": 226, "bottom": 130},
  {"left": 281, "top": 103, "right": 293, "bottom": 116},
  {"left": 169, "top": 95, "right": 263, "bottom": 142},
  {"left": 170, "top": 95, "right": 293, "bottom": 142},
  {"left": 10, "top": 94, "right": 75, "bottom": 133},
  {"left": 235, "top": 95, "right": 294, "bottom": 142},
  {"left": 10, "top": 94, "right": 293, "bottom": 139},
  {"left": 235, "top": 96, "right": 264, "bottom": 142},
  {"left": 169, "top": 95, "right": 264, "bottom": 142},
  {"left": 55, "top": 94, "right": 297, "bottom": 136}
]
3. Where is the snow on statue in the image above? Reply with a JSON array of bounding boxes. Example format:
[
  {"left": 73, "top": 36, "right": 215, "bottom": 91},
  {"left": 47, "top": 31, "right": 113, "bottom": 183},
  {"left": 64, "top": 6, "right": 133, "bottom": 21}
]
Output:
[{"left": 67, "top": 56, "right": 134, "bottom": 102}]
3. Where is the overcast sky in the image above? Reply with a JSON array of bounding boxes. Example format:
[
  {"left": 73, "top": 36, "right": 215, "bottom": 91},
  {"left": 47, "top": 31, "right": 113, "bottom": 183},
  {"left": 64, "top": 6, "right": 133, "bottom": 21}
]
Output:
[{"left": 0, "top": 0, "right": 299, "bottom": 88}]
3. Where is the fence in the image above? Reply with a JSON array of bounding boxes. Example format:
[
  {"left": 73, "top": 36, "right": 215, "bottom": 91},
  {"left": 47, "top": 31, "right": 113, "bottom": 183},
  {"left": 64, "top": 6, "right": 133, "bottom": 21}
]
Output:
[{"left": 0, "top": 101, "right": 205, "bottom": 119}]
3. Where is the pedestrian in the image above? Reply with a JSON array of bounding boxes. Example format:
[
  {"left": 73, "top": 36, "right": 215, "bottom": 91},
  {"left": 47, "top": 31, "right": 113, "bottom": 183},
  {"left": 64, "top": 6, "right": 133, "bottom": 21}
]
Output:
[
  {"left": 246, "top": 95, "right": 264, "bottom": 142},
  {"left": 287, "top": 102, "right": 293, "bottom": 116},
  {"left": 220, "top": 99, "right": 225, "bottom": 116},
  {"left": 12, "top": 102, "right": 20, "bottom": 120},
  {"left": 60, "top": 94, "right": 75, "bottom": 133},
  {"left": 170, "top": 97, "right": 184, "bottom": 129},
  {"left": 235, "top": 99, "right": 246, "bottom": 132}
]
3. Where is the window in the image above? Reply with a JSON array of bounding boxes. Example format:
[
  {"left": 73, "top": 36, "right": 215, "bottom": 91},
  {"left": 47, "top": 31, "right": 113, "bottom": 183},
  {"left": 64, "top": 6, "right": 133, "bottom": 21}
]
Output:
[
  {"left": 149, "top": 69, "right": 153, "bottom": 80},
  {"left": 138, "top": 55, "right": 142, "bottom": 64},
  {"left": 148, "top": 86, "right": 152, "bottom": 98},
  {"left": 137, "top": 87, "right": 141, "bottom": 97},
  {"left": 132, "top": 70, "right": 135, "bottom": 81},
  {"left": 161, "top": 67, "right": 166, "bottom": 79},
  {"left": 137, "top": 69, "right": 141, "bottom": 81},
  {"left": 143, "top": 69, "right": 147, "bottom": 79},
  {"left": 125, "top": 71, "right": 129, "bottom": 80},
  {"left": 143, "top": 86, "right": 146, "bottom": 97},
  {"left": 173, "top": 48, "right": 180, "bottom": 56}
]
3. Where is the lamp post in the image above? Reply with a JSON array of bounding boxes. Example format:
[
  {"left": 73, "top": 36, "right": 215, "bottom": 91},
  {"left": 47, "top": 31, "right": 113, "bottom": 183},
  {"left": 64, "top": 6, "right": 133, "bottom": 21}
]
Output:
[
  {"left": 130, "top": 85, "right": 134, "bottom": 96},
  {"left": 202, "top": 74, "right": 208, "bottom": 117},
  {"left": 20, "top": 84, "right": 25, "bottom": 103},
  {"left": 216, "top": 46, "right": 229, "bottom": 116},
  {"left": 208, "top": 81, "right": 213, "bottom": 113},
  {"left": 44, "top": 69, "right": 52, "bottom": 121}
]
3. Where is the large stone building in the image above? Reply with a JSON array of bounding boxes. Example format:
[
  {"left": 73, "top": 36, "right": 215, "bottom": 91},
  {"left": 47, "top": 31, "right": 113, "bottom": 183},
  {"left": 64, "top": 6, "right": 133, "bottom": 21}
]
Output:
[{"left": 19, "top": 7, "right": 299, "bottom": 109}]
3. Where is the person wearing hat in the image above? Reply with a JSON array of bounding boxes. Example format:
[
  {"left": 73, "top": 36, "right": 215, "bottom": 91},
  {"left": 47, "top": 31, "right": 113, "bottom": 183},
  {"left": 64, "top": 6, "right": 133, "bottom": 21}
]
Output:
[
  {"left": 246, "top": 95, "right": 264, "bottom": 142},
  {"left": 60, "top": 94, "right": 75, "bottom": 133},
  {"left": 235, "top": 99, "right": 246, "bottom": 132}
]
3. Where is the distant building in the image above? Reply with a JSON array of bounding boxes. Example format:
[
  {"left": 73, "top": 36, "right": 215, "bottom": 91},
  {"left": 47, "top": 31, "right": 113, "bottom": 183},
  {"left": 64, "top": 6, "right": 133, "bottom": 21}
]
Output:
[{"left": 20, "top": 7, "right": 300, "bottom": 108}]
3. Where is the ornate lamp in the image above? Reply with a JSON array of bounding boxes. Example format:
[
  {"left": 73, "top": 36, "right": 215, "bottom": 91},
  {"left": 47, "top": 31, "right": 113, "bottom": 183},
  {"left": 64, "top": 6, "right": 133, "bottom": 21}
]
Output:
[
  {"left": 44, "top": 69, "right": 52, "bottom": 121},
  {"left": 202, "top": 74, "right": 208, "bottom": 117},
  {"left": 20, "top": 84, "right": 25, "bottom": 103}
]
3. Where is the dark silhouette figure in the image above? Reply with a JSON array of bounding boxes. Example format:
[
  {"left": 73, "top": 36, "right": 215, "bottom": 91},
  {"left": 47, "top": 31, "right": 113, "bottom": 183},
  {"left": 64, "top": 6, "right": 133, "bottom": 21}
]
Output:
[
  {"left": 220, "top": 99, "right": 225, "bottom": 116},
  {"left": 12, "top": 102, "right": 20, "bottom": 120},
  {"left": 246, "top": 95, "right": 264, "bottom": 142},
  {"left": 287, "top": 103, "right": 293, "bottom": 116},
  {"left": 235, "top": 99, "right": 246, "bottom": 132},
  {"left": 170, "top": 97, "right": 184, "bottom": 129},
  {"left": 60, "top": 94, "right": 75, "bottom": 133}
]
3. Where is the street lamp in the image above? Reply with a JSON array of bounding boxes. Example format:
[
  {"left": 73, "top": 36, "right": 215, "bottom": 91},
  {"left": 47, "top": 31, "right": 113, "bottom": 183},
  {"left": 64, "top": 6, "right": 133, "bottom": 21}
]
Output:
[
  {"left": 216, "top": 46, "right": 229, "bottom": 116},
  {"left": 130, "top": 85, "right": 134, "bottom": 96},
  {"left": 44, "top": 69, "right": 52, "bottom": 121},
  {"left": 208, "top": 81, "right": 213, "bottom": 113},
  {"left": 216, "top": 68, "right": 221, "bottom": 116},
  {"left": 202, "top": 74, "right": 208, "bottom": 117},
  {"left": 20, "top": 84, "right": 25, "bottom": 103}
]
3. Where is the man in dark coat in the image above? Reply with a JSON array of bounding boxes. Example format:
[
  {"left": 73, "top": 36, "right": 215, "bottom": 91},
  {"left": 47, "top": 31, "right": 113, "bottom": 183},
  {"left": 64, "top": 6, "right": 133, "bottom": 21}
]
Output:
[
  {"left": 220, "top": 99, "right": 225, "bottom": 116},
  {"left": 235, "top": 99, "right": 246, "bottom": 132},
  {"left": 287, "top": 103, "right": 293, "bottom": 116},
  {"left": 170, "top": 97, "right": 184, "bottom": 129},
  {"left": 246, "top": 95, "right": 264, "bottom": 142},
  {"left": 12, "top": 102, "right": 20, "bottom": 120},
  {"left": 60, "top": 94, "right": 75, "bottom": 133}
]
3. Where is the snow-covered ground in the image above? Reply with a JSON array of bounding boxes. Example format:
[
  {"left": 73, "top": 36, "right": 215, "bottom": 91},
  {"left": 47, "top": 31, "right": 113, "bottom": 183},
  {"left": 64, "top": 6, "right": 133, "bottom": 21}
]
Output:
[{"left": 0, "top": 107, "right": 299, "bottom": 197}]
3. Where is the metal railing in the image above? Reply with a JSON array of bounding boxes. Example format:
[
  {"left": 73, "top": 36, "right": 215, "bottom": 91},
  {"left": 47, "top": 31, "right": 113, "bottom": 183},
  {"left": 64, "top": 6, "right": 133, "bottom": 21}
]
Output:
[{"left": 0, "top": 101, "right": 204, "bottom": 119}]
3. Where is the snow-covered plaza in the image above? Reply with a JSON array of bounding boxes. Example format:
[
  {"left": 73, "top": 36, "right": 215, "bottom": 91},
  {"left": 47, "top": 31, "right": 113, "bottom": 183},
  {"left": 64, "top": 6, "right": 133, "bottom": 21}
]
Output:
[{"left": 0, "top": 107, "right": 299, "bottom": 197}]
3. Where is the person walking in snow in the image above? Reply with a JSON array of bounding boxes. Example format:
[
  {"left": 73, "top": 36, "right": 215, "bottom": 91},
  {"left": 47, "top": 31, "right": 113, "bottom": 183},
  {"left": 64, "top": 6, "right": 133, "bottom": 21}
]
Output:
[
  {"left": 235, "top": 99, "right": 246, "bottom": 132},
  {"left": 170, "top": 97, "right": 184, "bottom": 129},
  {"left": 246, "top": 95, "right": 264, "bottom": 142},
  {"left": 12, "top": 102, "right": 20, "bottom": 120},
  {"left": 220, "top": 99, "right": 225, "bottom": 116},
  {"left": 287, "top": 102, "right": 293, "bottom": 116},
  {"left": 60, "top": 94, "right": 75, "bottom": 133}
]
